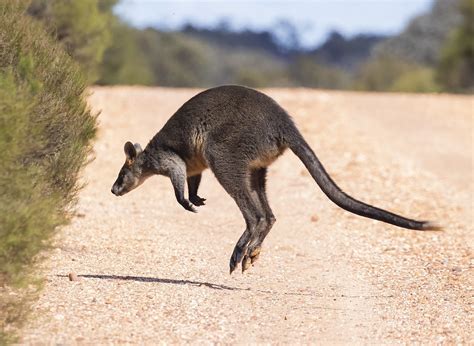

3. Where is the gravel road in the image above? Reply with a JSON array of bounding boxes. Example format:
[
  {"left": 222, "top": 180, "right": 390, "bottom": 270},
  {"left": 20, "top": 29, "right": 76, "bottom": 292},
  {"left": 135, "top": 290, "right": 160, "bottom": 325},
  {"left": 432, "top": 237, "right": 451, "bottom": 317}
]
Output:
[{"left": 22, "top": 87, "right": 472, "bottom": 344}]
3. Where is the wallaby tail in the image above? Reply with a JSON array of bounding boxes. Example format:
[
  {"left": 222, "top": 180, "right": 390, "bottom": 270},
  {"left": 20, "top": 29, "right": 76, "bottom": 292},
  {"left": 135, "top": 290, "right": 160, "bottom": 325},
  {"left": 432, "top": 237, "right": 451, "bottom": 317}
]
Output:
[{"left": 287, "top": 131, "right": 440, "bottom": 231}]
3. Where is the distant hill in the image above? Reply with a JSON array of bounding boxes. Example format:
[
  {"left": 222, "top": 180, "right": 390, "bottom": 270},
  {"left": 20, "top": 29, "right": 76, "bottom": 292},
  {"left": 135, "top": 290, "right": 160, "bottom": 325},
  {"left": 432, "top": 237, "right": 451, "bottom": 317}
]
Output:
[
  {"left": 181, "top": 25, "right": 384, "bottom": 72},
  {"left": 181, "top": 24, "right": 287, "bottom": 58},
  {"left": 307, "top": 31, "right": 386, "bottom": 71}
]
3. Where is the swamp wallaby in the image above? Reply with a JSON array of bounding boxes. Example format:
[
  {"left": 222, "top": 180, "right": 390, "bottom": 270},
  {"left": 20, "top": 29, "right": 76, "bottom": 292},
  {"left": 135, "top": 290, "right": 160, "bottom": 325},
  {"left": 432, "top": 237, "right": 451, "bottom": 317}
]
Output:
[{"left": 111, "top": 85, "right": 439, "bottom": 273}]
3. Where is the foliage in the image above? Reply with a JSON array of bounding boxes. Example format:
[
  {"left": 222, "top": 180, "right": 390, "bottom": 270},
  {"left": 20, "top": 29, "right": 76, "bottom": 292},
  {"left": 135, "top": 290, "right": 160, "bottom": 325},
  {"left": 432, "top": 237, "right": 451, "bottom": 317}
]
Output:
[
  {"left": 290, "top": 56, "right": 351, "bottom": 89},
  {"left": 309, "top": 31, "right": 385, "bottom": 70},
  {"left": 390, "top": 67, "right": 440, "bottom": 93},
  {"left": 24, "top": 0, "right": 470, "bottom": 103},
  {"left": 99, "top": 27, "right": 292, "bottom": 88},
  {"left": 356, "top": 57, "right": 440, "bottom": 92},
  {"left": 98, "top": 20, "right": 154, "bottom": 85},
  {"left": 137, "top": 30, "right": 212, "bottom": 87},
  {"left": 436, "top": 0, "right": 474, "bottom": 92},
  {"left": 0, "top": 2, "right": 97, "bottom": 340},
  {"left": 361, "top": 0, "right": 470, "bottom": 93},
  {"left": 28, "top": 0, "right": 117, "bottom": 82},
  {"left": 182, "top": 23, "right": 286, "bottom": 57},
  {"left": 373, "top": 0, "right": 462, "bottom": 65}
]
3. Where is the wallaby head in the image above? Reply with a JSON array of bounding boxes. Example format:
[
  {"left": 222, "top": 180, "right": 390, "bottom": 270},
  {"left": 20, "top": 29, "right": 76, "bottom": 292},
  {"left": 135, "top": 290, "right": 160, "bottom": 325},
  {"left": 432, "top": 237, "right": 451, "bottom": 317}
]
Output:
[{"left": 111, "top": 141, "right": 148, "bottom": 196}]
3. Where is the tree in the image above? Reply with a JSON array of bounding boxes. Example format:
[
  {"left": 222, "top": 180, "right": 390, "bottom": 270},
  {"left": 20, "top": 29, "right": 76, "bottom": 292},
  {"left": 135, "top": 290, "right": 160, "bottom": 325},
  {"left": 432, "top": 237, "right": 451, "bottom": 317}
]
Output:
[
  {"left": 355, "top": 57, "right": 439, "bottom": 92},
  {"left": 28, "top": 0, "right": 117, "bottom": 82},
  {"left": 98, "top": 20, "right": 154, "bottom": 86},
  {"left": 290, "top": 56, "right": 351, "bottom": 89},
  {"left": 436, "top": 0, "right": 474, "bottom": 92},
  {"left": 373, "top": 0, "right": 462, "bottom": 66}
]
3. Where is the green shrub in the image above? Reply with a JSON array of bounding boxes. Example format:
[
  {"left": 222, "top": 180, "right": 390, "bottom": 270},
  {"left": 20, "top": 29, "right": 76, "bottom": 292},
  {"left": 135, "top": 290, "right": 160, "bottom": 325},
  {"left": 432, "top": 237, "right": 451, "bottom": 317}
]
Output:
[
  {"left": 28, "top": 0, "right": 117, "bottom": 83},
  {"left": 98, "top": 20, "right": 154, "bottom": 86},
  {"left": 290, "top": 56, "right": 351, "bottom": 89},
  {"left": 355, "top": 57, "right": 410, "bottom": 91},
  {"left": 355, "top": 56, "right": 441, "bottom": 93},
  {"left": 436, "top": 0, "right": 474, "bottom": 93},
  {"left": 0, "top": 2, "right": 97, "bottom": 341},
  {"left": 390, "top": 67, "right": 440, "bottom": 93}
]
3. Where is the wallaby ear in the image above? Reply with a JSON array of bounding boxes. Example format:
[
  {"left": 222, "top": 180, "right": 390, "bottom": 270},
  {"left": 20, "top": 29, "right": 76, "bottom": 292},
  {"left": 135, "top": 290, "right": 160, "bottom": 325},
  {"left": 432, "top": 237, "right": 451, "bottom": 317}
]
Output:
[
  {"left": 124, "top": 141, "right": 137, "bottom": 162},
  {"left": 133, "top": 143, "right": 143, "bottom": 154}
]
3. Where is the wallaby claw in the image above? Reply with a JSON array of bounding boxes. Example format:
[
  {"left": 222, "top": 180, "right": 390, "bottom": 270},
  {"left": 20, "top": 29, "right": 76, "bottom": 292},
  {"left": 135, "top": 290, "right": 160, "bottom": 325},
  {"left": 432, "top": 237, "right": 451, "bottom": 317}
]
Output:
[
  {"left": 242, "top": 256, "right": 252, "bottom": 272},
  {"left": 241, "top": 247, "right": 261, "bottom": 272},
  {"left": 229, "top": 245, "right": 246, "bottom": 274}
]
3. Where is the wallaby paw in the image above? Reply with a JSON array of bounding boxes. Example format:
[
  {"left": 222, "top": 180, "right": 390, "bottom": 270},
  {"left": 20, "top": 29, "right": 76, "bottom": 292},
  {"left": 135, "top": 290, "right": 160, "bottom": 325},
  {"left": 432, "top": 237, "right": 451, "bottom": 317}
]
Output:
[
  {"left": 189, "top": 195, "right": 206, "bottom": 206},
  {"left": 181, "top": 199, "right": 197, "bottom": 213},
  {"left": 229, "top": 245, "right": 247, "bottom": 274}
]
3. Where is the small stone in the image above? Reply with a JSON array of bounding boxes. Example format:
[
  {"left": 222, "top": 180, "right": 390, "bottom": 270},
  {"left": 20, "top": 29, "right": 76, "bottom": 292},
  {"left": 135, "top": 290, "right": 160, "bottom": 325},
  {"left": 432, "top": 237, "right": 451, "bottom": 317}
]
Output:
[
  {"left": 310, "top": 215, "right": 319, "bottom": 223},
  {"left": 68, "top": 272, "right": 79, "bottom": 281}
]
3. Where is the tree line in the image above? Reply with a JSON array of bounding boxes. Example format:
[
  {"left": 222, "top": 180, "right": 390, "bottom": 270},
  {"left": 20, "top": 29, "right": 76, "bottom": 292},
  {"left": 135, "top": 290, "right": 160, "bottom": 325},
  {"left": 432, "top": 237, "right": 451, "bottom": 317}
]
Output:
[{"left": 27, "top": 0, "right": 473, "bottom": 93}]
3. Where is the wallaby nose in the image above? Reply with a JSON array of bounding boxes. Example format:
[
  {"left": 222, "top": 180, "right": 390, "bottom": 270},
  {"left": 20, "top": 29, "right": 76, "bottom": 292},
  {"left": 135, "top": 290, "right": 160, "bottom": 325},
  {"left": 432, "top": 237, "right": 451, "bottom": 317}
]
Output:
[{"left": 111, "top": 187, "right": 117, "bottom": 195}]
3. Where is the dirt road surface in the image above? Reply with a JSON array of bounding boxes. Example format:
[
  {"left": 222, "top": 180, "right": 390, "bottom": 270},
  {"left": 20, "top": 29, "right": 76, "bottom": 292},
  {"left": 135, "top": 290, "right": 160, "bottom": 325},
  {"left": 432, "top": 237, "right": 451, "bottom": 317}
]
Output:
[{"left": 22, "top": 87, "right": 472, "bottom": 344}]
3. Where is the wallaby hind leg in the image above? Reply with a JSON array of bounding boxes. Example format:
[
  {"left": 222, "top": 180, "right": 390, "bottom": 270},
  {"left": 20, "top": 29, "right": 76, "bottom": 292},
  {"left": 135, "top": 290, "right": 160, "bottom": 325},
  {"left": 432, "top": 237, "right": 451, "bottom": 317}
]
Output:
[
  {"left": 208, "top": 159, "right": 267, "bottom": 273},
  {"left": 187, "top": 174, "right": 206, "bottom": 206},
  {"left": 245, "top": 168, "right": 276, "bottom": 267}
]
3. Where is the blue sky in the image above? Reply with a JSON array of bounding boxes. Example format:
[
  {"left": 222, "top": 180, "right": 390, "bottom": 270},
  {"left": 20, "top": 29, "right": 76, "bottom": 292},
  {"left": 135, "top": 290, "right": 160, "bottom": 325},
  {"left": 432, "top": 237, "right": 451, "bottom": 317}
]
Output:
[{"left": 114, "top": 0, "right": 434, "bottom": 48}]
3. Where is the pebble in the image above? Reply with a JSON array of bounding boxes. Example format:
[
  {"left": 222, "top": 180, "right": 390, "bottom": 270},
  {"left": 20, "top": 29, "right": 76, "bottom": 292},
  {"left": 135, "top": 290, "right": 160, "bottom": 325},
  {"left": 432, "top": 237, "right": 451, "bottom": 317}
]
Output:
[{"left": 68, "top": 272, "right": 79, "bottom": 281}]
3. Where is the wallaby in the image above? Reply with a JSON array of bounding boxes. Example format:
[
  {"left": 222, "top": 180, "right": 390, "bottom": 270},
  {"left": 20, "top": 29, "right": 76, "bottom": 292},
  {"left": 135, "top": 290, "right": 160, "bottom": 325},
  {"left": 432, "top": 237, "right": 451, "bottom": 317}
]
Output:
[{"left": 111, "top": 85, "right": 439, "bottom": 274}]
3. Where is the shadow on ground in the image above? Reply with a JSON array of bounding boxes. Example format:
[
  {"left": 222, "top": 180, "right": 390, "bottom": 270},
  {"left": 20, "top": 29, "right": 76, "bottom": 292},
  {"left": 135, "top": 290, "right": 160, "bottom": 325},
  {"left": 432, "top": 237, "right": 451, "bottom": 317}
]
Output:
[{"left": 57, "top": 274, "right": 242, "bottom": 291}]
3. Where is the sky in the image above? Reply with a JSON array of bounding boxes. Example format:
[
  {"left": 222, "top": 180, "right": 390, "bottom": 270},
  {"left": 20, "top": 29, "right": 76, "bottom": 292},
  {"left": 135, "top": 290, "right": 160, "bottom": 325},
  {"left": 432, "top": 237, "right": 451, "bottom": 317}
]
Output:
[{"left": 114, "top": 0, "right": 434, "bottom": 48}]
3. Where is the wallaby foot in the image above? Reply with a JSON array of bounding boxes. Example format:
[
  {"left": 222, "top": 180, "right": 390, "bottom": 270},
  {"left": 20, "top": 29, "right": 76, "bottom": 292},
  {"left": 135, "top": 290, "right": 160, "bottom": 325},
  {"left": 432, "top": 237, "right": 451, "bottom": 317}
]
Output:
[
  {"left": 229, "top": 213, "right": 268, "bottom": 273},
  {"left": 240, "top": 168, "right": 276, "bottom": 272},
  {"left": 231, "top": 242, "right": 262, "bottom": 273}
]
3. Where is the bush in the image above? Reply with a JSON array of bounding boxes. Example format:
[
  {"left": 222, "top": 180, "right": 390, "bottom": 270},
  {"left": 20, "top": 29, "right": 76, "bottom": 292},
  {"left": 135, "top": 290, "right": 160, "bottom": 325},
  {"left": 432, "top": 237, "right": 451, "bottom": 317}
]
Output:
[
  {"left": 0, "top": 2, "right": 97, "bottom": 341},
  {"left": 355, "top": 57, "right": 409, "bottom": 91},
  {"left": 290, "top": 56, "right": 351, "bottom": 89},
  {"left": 355, "top": 57, "right": 441, "bottom": 93},
  {"left": 390, "top": 67, "right": 440, "bottom": 93},
  {"left": 28, "top": 0, "right": 116, "bottom": 83},
  {"left": 98, "top": 20, "right": 154, "bottom": 85},
  {"left": 436, "top": 0, "right": 474, "bottom": 93},
  {"left": 137, "top": 30, "right": 213, "bottom": 87}
]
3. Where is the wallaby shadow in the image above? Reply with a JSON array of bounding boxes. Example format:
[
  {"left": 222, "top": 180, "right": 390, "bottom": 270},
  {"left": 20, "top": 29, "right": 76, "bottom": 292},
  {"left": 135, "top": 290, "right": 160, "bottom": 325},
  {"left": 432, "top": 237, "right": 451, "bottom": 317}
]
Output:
[{"left": 59, "top": 274, "right": 244, "bottom": 291}]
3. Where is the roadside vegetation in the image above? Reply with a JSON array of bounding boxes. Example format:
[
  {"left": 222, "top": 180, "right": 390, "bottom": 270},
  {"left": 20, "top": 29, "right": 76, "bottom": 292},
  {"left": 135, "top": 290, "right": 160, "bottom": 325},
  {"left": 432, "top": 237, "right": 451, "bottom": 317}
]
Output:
[{"left": 0, "top": 2, "right": 98, "bottom": 342}]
